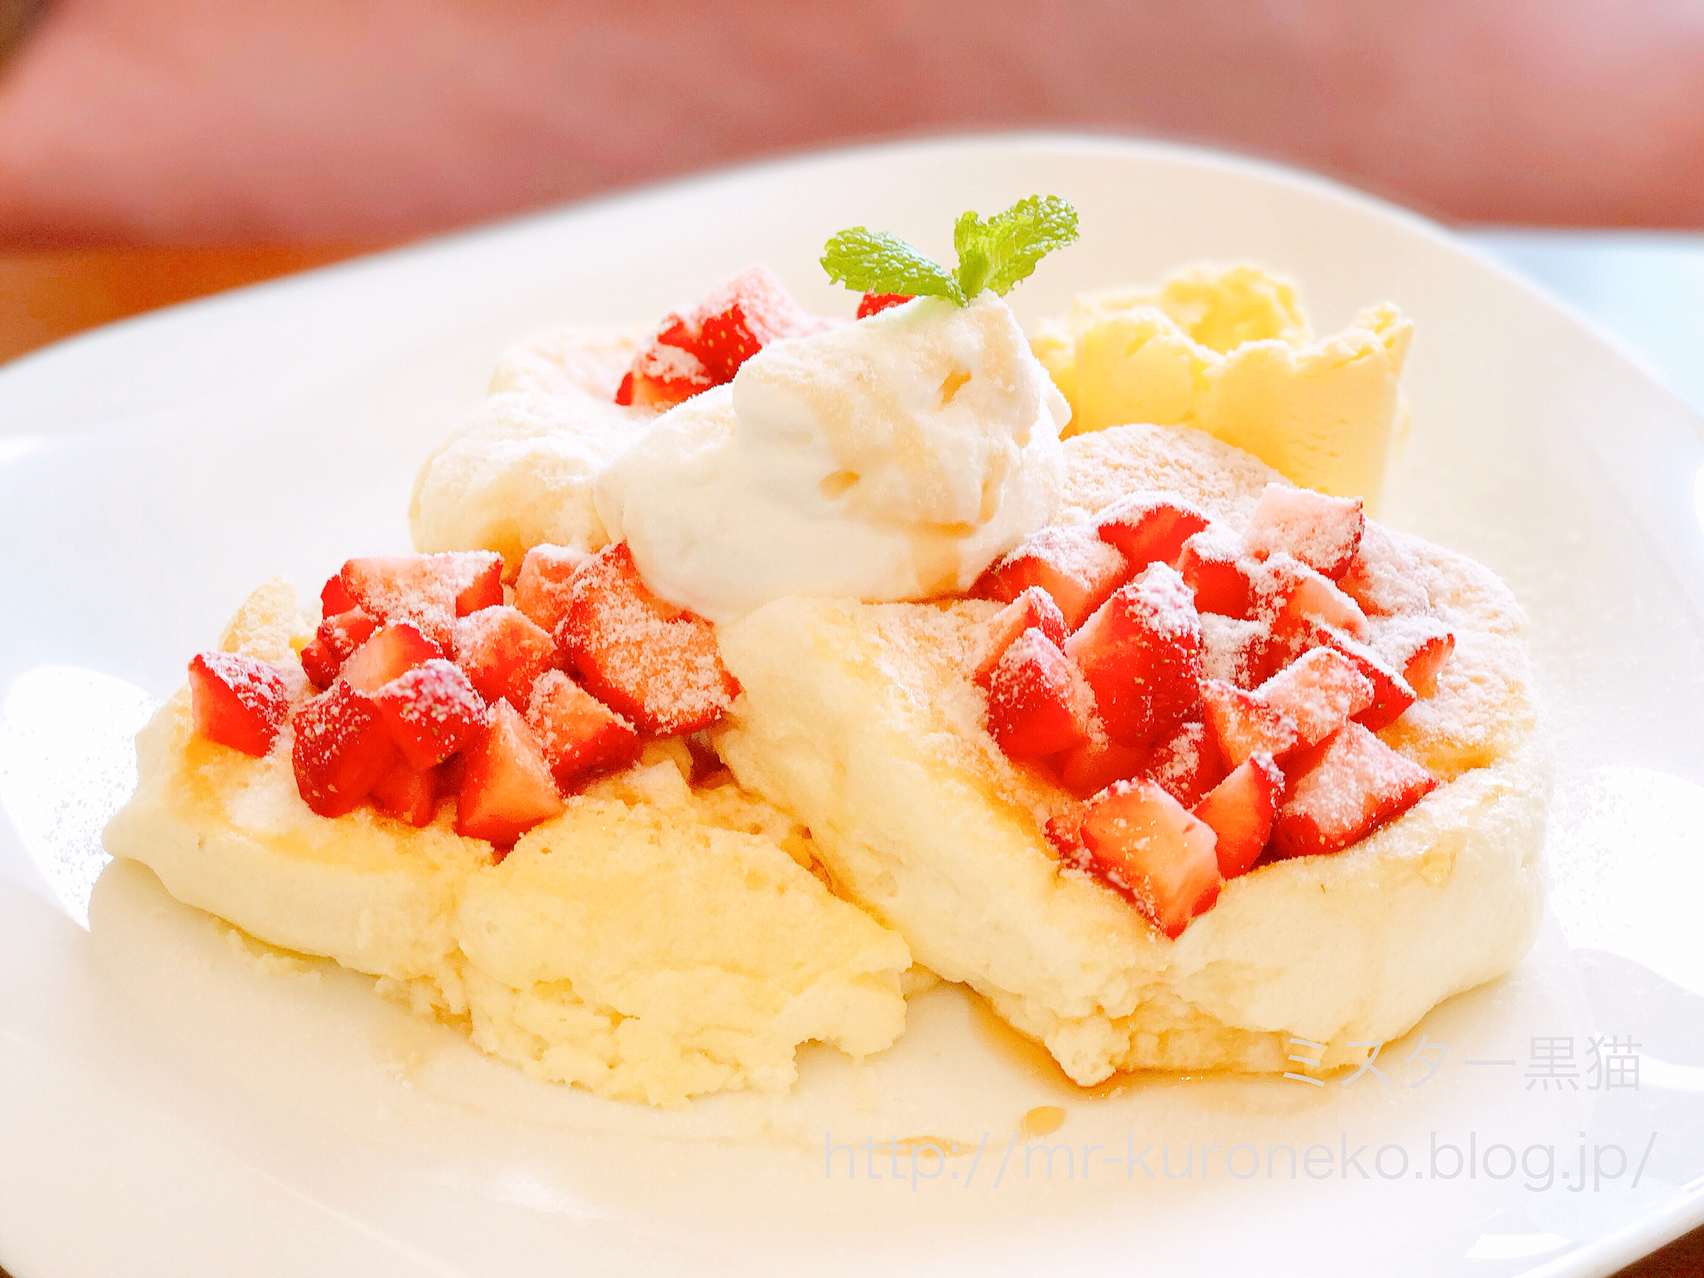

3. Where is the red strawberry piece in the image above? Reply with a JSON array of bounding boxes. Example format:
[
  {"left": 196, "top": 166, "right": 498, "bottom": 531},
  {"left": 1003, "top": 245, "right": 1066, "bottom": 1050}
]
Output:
[
  {"left": 454, "top": 700, "right": 565, "bottom": 846},
  {"left": 1338, "top": 522, "right": 1429, "bottom": 616},
  {"left": 371, "top": 658, "right": 488, "bottom": 771},
  {"left": 1177, "top": 524, "right": 1254, "bottom": 618},
  {"left": 339, "top": 551, "right": 504, "bottom": 649},
  {"left": 973, "top": 586, "right": 1069, "bottom": 688},
  {"left": 1141, "top": 719, "right": 1227, "bottom": 810},
  {"left": 1256, "top": 646, "right": 1375, "bottom": 749},
  {"left": 1251, "top": 552, "right": 1369, "bottom": 642},
  {"left": 556, "top": 542, "right": 740, "bottom": 736},
  {"left": 526, "top": 670, "right": 641, "bottom": 789},
  {"left": 1064, "top": 563, "right": 1202, "bottom": 747},
  {"left": 300, "top": 607, "right": 380, "bottom": 690},
  {"left": 615, "top": 342, "right": 715, "bottom": 410},
  {"left": 1078, "top": 779, "right": 1222, "bottom": 938},
  {"left": 1193, "top": 753, "right": 1286, "bottom": 880},
  {"left": 973, "top": 525, "right": 1131, "bottom": 631},
  {"left": 1374, "top": 616, "right": 1456, "bottom": 696},
  {"left": 1308, "top": 625, "right": 1416, "bottom": 730},
  {"left": 1201, "top": 679, "right": 1300, "bottom": 767},
  {"left": 1094, "top": 493, "right": 1211, "bottom": 572},
  {"left": 453, "top": 606, "right": 557, "bottom": 711},
  {"left": 187, "top": 651, "right": 292, "bottom": 756},
  {"left": 1199, "top": 612, "right": 1275, "bottom": 689},
  {"left": 320, "top": 573, "right": 357, "bottom": 617},
  {"left": 291, "top": 681, "right": 398, "bottom": 817},
  {"left": 1242, "top": 483, "right": 1365, "bottom": 580},
  {"left": 985, "top": 628, "right": 1094, "bottom": 758},
  {"left": 857, "top": 292, "right": 913, "bottom": 318},
  {"left": 1042, "top": 803, "right": 1088, "bottom": 858},
  {"left": 339, "top": 623, "right": 443, "bottom": 694},
  {"left": 513, "top": 543, "right": 591, "bottom": 634},
  {"left": 370, "top": 759, "right": 440, "bottom": 828},
  {"left": 1057, "top": 734, "right": 1150, "bottom": 799},
  {"left": 1270, "top": 723, "right": 1438, "bottom": 858}
]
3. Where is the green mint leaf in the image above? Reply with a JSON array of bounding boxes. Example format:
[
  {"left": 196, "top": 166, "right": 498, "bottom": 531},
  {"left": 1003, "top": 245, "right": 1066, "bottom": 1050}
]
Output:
[
  {"left": 952, "top": 195, "right": 1079, "bottom": 298},
  {"left": 820, "top": 227, "right": 963, "bottom": 304}
]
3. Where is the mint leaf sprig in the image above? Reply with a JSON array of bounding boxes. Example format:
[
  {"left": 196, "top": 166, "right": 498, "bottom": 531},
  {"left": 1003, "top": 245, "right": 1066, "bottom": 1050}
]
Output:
[{"left": 821, "top": 195, "right": 1078, "bottom": 307}]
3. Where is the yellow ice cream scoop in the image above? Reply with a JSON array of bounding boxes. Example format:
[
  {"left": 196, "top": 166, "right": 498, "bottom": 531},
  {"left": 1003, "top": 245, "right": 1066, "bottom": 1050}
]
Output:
[{"left": 1031, "top": 263, "right": 1412, "bottom": 508}]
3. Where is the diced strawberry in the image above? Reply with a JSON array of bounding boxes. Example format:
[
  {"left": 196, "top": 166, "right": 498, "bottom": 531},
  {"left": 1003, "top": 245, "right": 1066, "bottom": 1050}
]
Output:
[
  {"left": 454, "top": 700, "right": 565, "bottom": 846},
  {"left": 1374, "top": 616, "right": 1456, "bottom": 696},
  {"left": 1042, "top": 803, "right": 1088, "bottom": 858},
  {"left": 615, "top": 266, "right": 814, "bottom": 408},
  {"left": 1194, "top": 753, "right": 1285, "bottom": 880},
  {"left": 320, "top": 574, "right": 356, "bottom": 617},
  {"left": 1270, "top": 723, "right": 1438, "bottom": 858},
  {"left": 187, "top": 651, "right": 292, "bottom": 756},
  {"left": 453, "top": 606, "right": 556, "bottom": 711},
  {"left": 526, "top": 670, "right": 641, "bottom": 789},
  {"left": 339, "top": 623, "right": 443, "bottom": 694},
  {"left": 370, "top": 658, "right": 488, "bottom": 771},
  {"left": 1339, "top": 522, "right": 1429, "bottom": 616},
  {"left": 1308, "top": 625, "right": 1416, "bottom": 729},
  {"left": 1078, "top": 780, "right": 1222, "bottom": 938},
  {"left": 339, "top": 551, "right": 504, "bottom": 649},
  {"left": 299, "top": 607, "right": 380, "bottom": 690},
  {"left": 985, "top": 628, "right": 1094, "bottom": 758},
  {"left": 1064, "top": 564, "right": 1202, "bottom": 747},
  {"left": 973, "top": 525, "right": 1130, "bottom": 631},
  {"left": 857, "top": 292, "right": 913, "bottom": 318},
  {"left": 1199, "top": 612, "right": 1274, "bottom": 689},
  {"left": 1177, "top": 525, "right": 1253, "bottom": 618},
  {"left": 1256, "top": 646, "right": 1375, "bottom": 748},
  {"left": 1242, "top": 483, "right": 1364, "bottom": 580},
  {"left": 290, "top": 681, "right": 398, "bottom": 817},
  {"left": 973, "top": 586, "right": 1069, "bottom": 688},
  {"left": 1141, "top": 719, "right": 1226, "bottom": 809},
  {"left": 1251, "top": 553, "right": 1369, "bottom": 642},
  {"left": 370, "top": 759, "right": 439, "bottom": 828},
  {"left": 513, "top": 543, "right": 591, "bottom": 634},
  {"left": 1057, "top": 734, "right": 1150, "bottom": 799},
  {"left": 1201, "top": 679, "right": 1300, "bottom": 767},
  {"left": 1094, "top": 493, "right": 1211, "bottom": 571},
  {"left": 556, "top": 542, "right": 740, "bottom": 736}
]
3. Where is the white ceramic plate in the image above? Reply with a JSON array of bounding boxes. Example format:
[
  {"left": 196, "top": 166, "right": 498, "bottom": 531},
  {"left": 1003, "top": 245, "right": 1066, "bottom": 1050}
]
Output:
[{"left": 3, "top": 134, "right": 1703, "bottom": 1278}]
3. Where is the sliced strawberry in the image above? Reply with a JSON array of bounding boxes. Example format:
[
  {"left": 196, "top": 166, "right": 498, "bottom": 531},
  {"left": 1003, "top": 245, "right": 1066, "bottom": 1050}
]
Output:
[
  {"left": 1308, "top": 625, "right": 1416, "bottom": 729},
  {"left": 1078, "top": 779, "right": 1222, "bottom": 938},
  {"left": 339, "top": 551, "right": 504, "bottom": 649},
  {"left": 1339, "top": 522, "right": 1429, "bottom": 616},
  {"left": 1374, "top": 616, "right": 1456, "bottom": 696},
  {"left": 985, "top": 628, "right": 1094, "bottom": 758},
  {"left": 1064, "top": 564, "right": 1202, "bottom": 747},
  {"left": 1141, "top": 719, "right": 1226, "bottom": 809},
  {"left": 320, "top": 573, "right": 357, "bottom": 617},
  {"left": 299, "top": 607, "right": 380, "bottom": 690},
  {"left": 973, "top": 586, "right": 1069, "bottom": 688},
  {"left": 1270, "top": 723, "right": 1438, "bottom": 858},
  {"left": 1194, "top": 754, "right": 1285, "bottom": 879},
  {"left": 370, "top": 658, "right": 488, "bottom": 771},
  {"left": 1256, "top": 646, "right": 1375, "bottom": 749},
  {"left": 973, "top": 525, "right": 1130, "bottom": 631},
  {"left": 615, "top": 339, "right": 714, "bottom": 410},
  {"left": 556, "top": 542, "right": 739, "bottom": 736},
  {"left": 290, "top": 681, "right": 398, "bottom": 817},
  {"left": 857, "top": 292, "right": 913, "bottom": 318},
  {"left": 1057, "top": 734, "right": 1150, "bottom": 799},
  {"left": 187, "top": 651, "right": 292, "bottom": 756},
  {"left": 454, "top": 700, "right": 565, "bottom": 846},
  {"left": 339, "top": 623, "right": 443, "bottom": 694},
  {"left": 370, "top": 759, "right": 439, "bottom": 828},
  {"left": 1201, "top": 679, "right": 1300, "bottom": 767},
  {"left": 1242, "top": 483, "right": 1365, "bottom": 580},
  {"left": 513, "top": 543, "right": 591, "bottom": 634},
  {"left": 1094, "top": 493, "right": 1211, "bottom": 572},
  {"left": 1199, "top": 612, "right": 1274, "bottom": 689},
  {"left": 1177, "top": 524, "right": 1254, "bottom": 618},
  {"left": 526, "top": 670, "right": 641, "bottom": 789},
  {"left": 1042, "top": 803, "right": 1088, "bottom": 858},
  {"left": 1251, "top": 552, "right": 1369, "bottom": 643},
  {"left": 453, "top": 606, "right": 556, "bottom": 711}
]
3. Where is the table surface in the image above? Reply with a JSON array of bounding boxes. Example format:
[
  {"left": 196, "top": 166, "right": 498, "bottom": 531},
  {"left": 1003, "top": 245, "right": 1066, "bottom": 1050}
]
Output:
[{"left": 0, "top": 229, "right": 1700, "bottom": 1278}]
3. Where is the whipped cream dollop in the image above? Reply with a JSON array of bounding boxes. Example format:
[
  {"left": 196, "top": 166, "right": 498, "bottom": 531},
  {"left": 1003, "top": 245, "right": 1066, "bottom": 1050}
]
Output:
[{"left": 595, "top": 293, "right": 1069, "bottom": 621}]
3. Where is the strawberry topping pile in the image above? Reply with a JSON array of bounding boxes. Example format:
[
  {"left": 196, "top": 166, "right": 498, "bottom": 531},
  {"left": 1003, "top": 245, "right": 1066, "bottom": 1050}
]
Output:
[
  {"left": 186, "top": 544, "right": 739, "bottom": 854},
  {"left": 976, "top": 483, "right": 1452, "bottom": 938}
]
